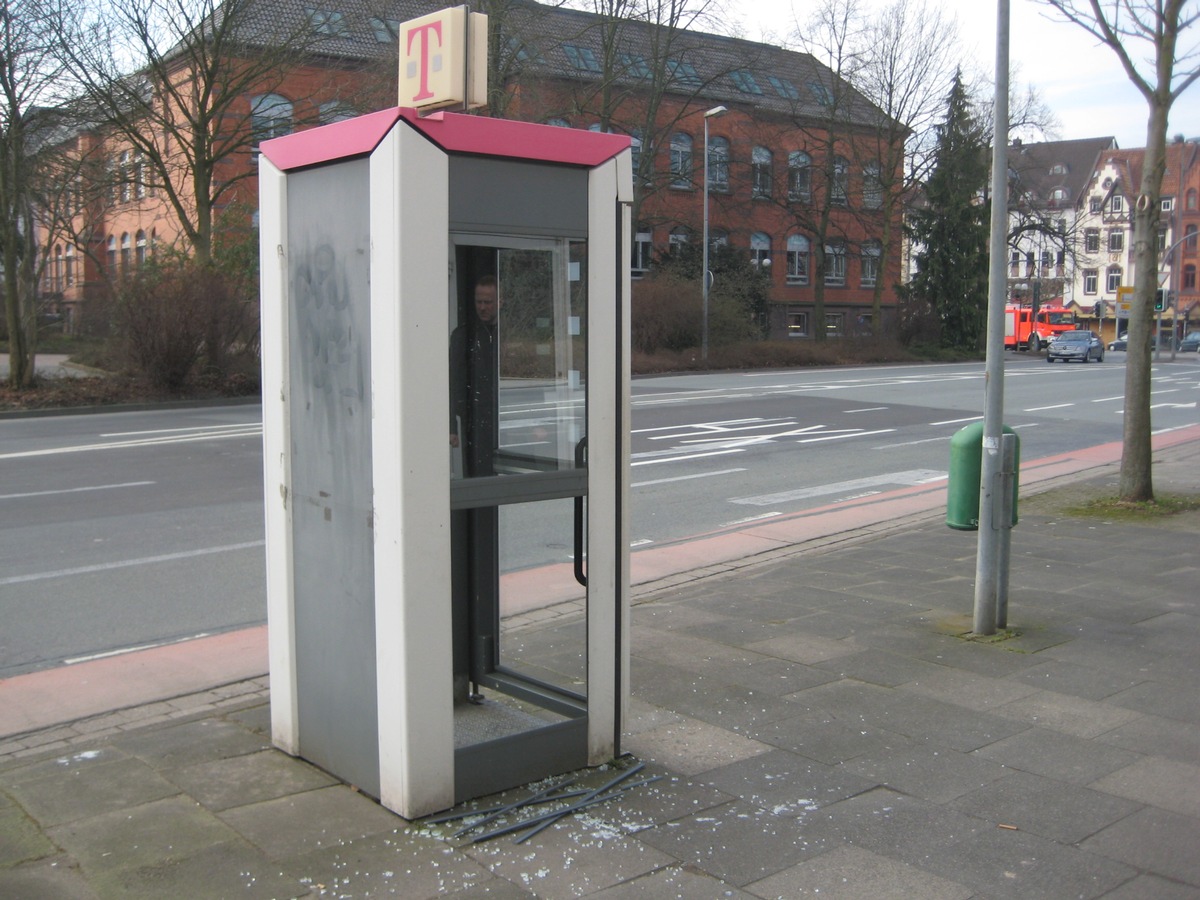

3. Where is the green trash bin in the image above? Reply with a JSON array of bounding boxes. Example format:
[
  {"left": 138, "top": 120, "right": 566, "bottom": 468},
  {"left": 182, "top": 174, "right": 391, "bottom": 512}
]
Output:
[{"left": 946, "top": 422, "right": 1019, "bottom": 530}]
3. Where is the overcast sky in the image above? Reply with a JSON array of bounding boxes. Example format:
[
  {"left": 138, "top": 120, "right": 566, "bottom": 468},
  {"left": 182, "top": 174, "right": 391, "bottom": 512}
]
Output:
[{"left": 736, "top": 0, "right": 1199, "bottom": 150}]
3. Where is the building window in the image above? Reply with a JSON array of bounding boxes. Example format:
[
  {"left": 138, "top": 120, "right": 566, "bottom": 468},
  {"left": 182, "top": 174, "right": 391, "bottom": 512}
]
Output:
[
  {"left": 1084, "top": 228, "right": 1100, "bottom": 253},
  {"left": 120, "top": 233, "right": 131, "bottom": 272},
  {"left": 619, "top": 53, "right": 650, "bottom": 79},
  {"left": 861, "top": 241, "right": 881, "bottom": 287},
  {"left": 787, "top": 308, "right": 808, "bottom": 337},
  {"left": 118, "top": 150, "right": 132, "bottom": 202},
  {"left": 632, "top": 227, "right": 653, "bottom": 276},
  {"left": 751, "top": 146, "right": 772, "bottom": 199},
  {"left": 1049, "top": 163, "right": 1068, "bottom": 176},
  {"left": 708, "top": 228, "right": 729, "bottom": 251},
  {"left": 65, "top": 244, "right": 75, "bottom": 287},
  {"left": 1040, "top": 250, "right": 1051, "bottom": 277},
  {"left": 544, "top": 117, "right": 570, "bottom": 128},
  {"left": 1110, "top": 195, "right": 1124, "bottom": 215},
  {"left": 750, "top": 232, "right": 770, "bottom": 268},
  {"left": 863, "top": 161, "right": 882, "bottom": 210},
  {"left": 1009, "top": 250, "right": 1020, "bottom": 276},
  {"left": 52, "top": 245, "right": 62, "bottom": 291},
  {"left": 670, "top": 133, "right": 693, "bottom": 188},
  {"left": 1187, "top": 188, "right": 1198, "bottom": 210},
  {"left": 730, "top": 70, "right": 763, "bottom": 94},
  {"left": 1161, "top": 197, "right": 1174, "bottom": 212},
  {"left": 786, "top": 234, "right": 810, "bottom": 284},
  {"left": 825, "top": 313, "right": 844, "bottom": 337},
  {"left": 1109, "top": 229, "right": 1124, "bottom": 253},
  {"left": 305, "top": 8, "right": 348, "bottom": 36},
  {"left": 106, "top": 236, "right": 116, "bottom": 274},
  {"left": 1083, "top": 269, "right": 1098, "bottom": 294},
  {"left": 1025, "top": 252, "right": 1034, "bottom": 277},
  {"left": 1186, "top": 224, "right": 1198, "bottom": 251},
  {"left": 768, "top": 75, "right": 800, "bottom": 100},
  {"left": 1050, "top": 187, "right": 1069, "bottom": 204},
  {"left": 808, "top": 81, "right": 833, "bottom": 106},
  {"left": 831, "top": 157, "right": 849, "bottom": 206},
  {"left": 788, "top": 151, "right": 811, "bottom": 202},
  {"left": 1184, "top": 264, "right": 1196, "bottom": 290},
  {"left": 1089, "top": 196, "right": 1102, "bottom": 213},
  {"left": 707, "top": 135, "right": 729, "bottom": 191},
  {"left": 667, "top": 59, "right": 701, "bottom": 88},
  {"left": 824, "top": 241, "right": 846, "bottom": 286},
  {"left": 1106, "top": 266, "right": 1122, "bottom": 292},
  {"left": 1056, "top": 250, "right": 1065, "bottom": 277},
  {"left": 250, "top": 93, "right": 293, "bottom": 143},
  {"left": 135, "top": 230, "right": 147, "bottom": 267},
  {"left": 563, "top": 44, "right": 602, "bottom": 72},
  {"left": 369, "top": 17, "right": 399, "bottom": 41},
  {"left": 668, "top": 226, "right": 689, "bottom": 252}
]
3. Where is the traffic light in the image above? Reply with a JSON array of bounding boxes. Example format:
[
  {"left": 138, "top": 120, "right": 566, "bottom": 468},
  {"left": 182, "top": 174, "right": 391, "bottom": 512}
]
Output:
[{"left": 1154, "top": 289, "right": 1167, "bottom": 312}]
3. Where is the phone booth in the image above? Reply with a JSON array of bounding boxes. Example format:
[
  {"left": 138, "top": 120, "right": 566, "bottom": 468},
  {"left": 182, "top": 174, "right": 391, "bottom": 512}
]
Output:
[{"left": 259, "top": 109, "right": 632, "bottom": 818}]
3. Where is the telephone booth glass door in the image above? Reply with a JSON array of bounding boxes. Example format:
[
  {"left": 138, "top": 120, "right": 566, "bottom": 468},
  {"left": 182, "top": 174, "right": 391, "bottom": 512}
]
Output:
[{"left": 449, "top": 234, "right": 590, "bottom": 797}]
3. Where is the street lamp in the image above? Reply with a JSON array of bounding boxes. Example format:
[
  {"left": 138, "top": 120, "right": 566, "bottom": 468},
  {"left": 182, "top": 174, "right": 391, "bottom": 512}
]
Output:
[{"left": 701, "top": 105, "right": 727, "bottom": 360}]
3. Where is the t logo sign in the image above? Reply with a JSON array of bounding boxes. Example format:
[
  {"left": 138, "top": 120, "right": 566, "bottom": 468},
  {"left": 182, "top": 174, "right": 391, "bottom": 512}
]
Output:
[{"left": 397, "top": 7, "right": 488, "bottom": 111}]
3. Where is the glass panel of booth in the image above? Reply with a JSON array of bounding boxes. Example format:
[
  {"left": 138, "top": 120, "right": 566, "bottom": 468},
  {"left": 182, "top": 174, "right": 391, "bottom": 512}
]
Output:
[
  {"left": 448, "top": 234, "right": 590, "bottom": 750},
  {"left": 449, "top": 235, "right": 587, "bottom": 481}
]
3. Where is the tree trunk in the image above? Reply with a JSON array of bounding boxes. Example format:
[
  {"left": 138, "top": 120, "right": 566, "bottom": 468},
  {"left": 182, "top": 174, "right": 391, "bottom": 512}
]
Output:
[{"left": 1118, "top": 101, "right": 1169, "bottom": 502}]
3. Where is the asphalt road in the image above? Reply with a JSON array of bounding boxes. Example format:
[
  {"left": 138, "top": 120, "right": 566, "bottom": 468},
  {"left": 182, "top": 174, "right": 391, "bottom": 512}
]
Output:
[{"left": 2, "top": 353, "right": 1197, "bottom": 677}]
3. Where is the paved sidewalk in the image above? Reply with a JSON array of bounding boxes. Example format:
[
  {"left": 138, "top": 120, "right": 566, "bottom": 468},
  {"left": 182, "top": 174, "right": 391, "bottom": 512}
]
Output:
[{"left": 2, "top": 435, "right": 1198, "bottom": 898}]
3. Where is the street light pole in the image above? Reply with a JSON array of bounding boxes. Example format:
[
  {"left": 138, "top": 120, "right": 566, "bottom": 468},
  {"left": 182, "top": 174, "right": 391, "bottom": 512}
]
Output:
[{"left": 702, "top": 105, "right": 727, "bottom": 361}]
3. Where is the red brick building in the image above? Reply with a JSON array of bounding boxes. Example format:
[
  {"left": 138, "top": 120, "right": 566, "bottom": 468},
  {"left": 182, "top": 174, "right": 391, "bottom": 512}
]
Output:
[{"left": 44, "top": 0, "right": 904, "bottom": 340}]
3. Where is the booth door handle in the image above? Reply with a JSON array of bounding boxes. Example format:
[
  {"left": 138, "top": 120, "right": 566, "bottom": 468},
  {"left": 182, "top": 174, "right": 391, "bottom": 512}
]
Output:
[{"left": 574, "top": 437, "right": 587, "bottom": 587}]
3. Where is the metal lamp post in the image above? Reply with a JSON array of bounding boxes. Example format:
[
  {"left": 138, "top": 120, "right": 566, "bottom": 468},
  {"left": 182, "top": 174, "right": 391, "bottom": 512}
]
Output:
[{"left": 701, "top": 105, "right": 727, "bottom": 360}]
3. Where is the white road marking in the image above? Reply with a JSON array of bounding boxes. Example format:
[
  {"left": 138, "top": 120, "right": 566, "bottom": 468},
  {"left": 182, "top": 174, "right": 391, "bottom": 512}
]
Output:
[
  {"left": 630, "top": 449, "right": 745, "bottom": 467},
  {"left": 844, "top": 407, "right": 888, "bottom": 413},
  {"left": 102, "top": 423, "right": 259, "bottom": 437},
  {"left": 1024, "top": 403, "right": 1073, "bottom": 411},
  {"left": 928, "top": 416, "right": 984, "bottom": 426},
  {"left": 65, "top": 632, "right": 214, "bottom": 665},
  {"left": 0, "top": 481, "right": 155, "bottom": 501},
  {"left": 0, "top": 428, "right": 262, "bottom": 460},
  {"left": 731, "top": 469, "right": 947, "bottom": 506},
  {"left": 720, "top": 512, "right": 783, "bottom": 527},
  {"left": 795, "top": 428, "right": 896, "bottom": 444},
  {"left": 633, "top": 468, "right": 746, "bottom": 487},
  {"left": 0, "top": 541, "right": 265, "bottom": 586}
]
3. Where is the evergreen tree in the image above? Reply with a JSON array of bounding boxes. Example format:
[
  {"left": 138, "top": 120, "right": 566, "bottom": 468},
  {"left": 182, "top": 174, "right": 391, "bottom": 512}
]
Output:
[{"left": 901, "top": 71, "right": 989, "bottom": 350}]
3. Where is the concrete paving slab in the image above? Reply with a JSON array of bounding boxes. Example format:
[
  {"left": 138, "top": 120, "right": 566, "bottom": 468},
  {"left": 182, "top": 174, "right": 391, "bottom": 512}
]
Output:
[
  {"left": 1010, "top": 658, "right": 1147, "bottom": 701},
  {"left": 948, "top": 770, "right": 1142, "bottom": 844},
  {"left": 1095, "top": 713, "right": 1200, "bottom": 765},
  {"left": 991, "top": 689, "right": 1145, "bottom": 739},
  {"left": 634, "top": 799, "right": 833, "bottom": 887},
  {"left": 809, "top": 648, "right": 946, "bottom": 687},
  {"left": 460, "top": 815, "right": 674, "bottom": 899},
  {"left": 917, "top": 825, "right": 1136, "bottom": 899},
  {"left": 970, "top": 725, "right": 1141, "bottom": 785},
  {"left": 217, "top": 785, "right": 405, "bottom": 860},
  {"left": 278, "top": 828, "right": 499, "bottom": 898},
  {"left": 45, "top": 795, "right": 245, "bottom": 875},
  {"left": 1081, "top": 807, "right": 1200, "bottom": 888},
  {"left": 1091, "top": 756, "right": 1200, "bottom": 818},
  {"left": 622, "top": 715, "right": 772, "bottom": 777},
  {"left": 841, "top": 742, "right": 1011, "bottom": 804},
  {"left": 901, "top": 664, "right": 1042, "bottom": 710},
  {"left": 745, "top": 709, "right": 910, "bottom": 766},
  {"left": 0, "top": 854, "right": 101, "bottom": 900},
  {"left": 743, "top": 844, "right": 973, "bottom": 900},
  {"left": 87, "top": 840, "right": 308, "bottom": 899},
  {"left": 7, "top": 755, "right": 180, "bottom": 827},
  {"left": 0, "top": 804, "right": 57, "bottom": 867},
  {"left": 588, "top": 865, "right": 753, "bottom": 898},
  {"left": 697, "top": 748, "right": 878, "bottom": 816},
  {"left": 1100, "top": 874, "right": 1200, "bottom": 900},
  {"left": 163, "top": 748, "right": 338, "bottom": 812},
  {"left": 111, "top": 716, "right": 271, "bottom": 769}
]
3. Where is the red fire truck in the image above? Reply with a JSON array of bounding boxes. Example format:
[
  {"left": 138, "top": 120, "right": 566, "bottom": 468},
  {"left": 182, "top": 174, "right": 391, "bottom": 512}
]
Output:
[{"left": 1004, "top": 302, "right": 1076, "bottom": 351}]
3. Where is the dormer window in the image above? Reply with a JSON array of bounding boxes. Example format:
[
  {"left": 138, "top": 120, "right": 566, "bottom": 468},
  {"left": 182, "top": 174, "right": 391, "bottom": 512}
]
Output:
[
  {"left": 731, "top": 70, "right": 763, "bottom": 95},
  {"left": 667, "top": 59, "right": 702, "bottom": 89},
  {"left": 767, "top": 75, "right": 800, "bottom": 100},
  {"left": 563, "top": 45, "right": 602, "bottom": 73},
  {"left": 1049, "top": 163, "right": 1068, "bottom": 175},
  {"left": 305, "top": 8, "right": 347, "bottom": 36}
]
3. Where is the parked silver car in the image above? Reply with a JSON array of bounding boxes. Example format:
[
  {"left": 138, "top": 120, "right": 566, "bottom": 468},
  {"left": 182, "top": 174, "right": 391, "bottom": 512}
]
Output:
[{"left": 1047, "top": 330, "right": 1105, "bottom": 363}]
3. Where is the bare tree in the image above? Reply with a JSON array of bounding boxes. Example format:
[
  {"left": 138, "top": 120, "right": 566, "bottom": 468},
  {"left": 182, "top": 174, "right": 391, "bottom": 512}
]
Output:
[
  {"left": 1040, "top": 0, "right": 1200, "bottom": 502},
  {"left": 0, "top": 0, "right": 74, "bottom": 387},
  {"left": 51, "top": 0, "right": 331, "bottom": 266},
  {"left": 852, "top": 0, "right": 959, "bottom": 330}
]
